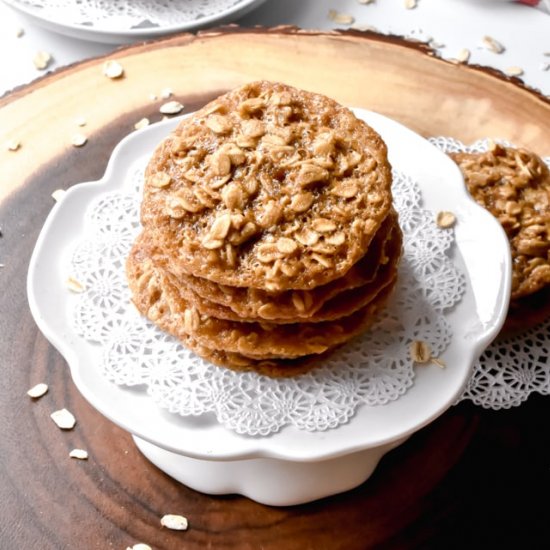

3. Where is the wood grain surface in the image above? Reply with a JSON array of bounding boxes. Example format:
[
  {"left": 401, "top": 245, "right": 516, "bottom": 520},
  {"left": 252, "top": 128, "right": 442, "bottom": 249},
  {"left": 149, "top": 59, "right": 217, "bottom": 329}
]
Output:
[{"left": 1, "top": 27, "right": 549, "bottom": 549}]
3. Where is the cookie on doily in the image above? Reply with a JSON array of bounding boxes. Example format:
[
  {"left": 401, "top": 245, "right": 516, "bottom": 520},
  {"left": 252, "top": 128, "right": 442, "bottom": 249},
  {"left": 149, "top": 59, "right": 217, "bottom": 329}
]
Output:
[
  {"left": 127, "top": 80, "right": 403, "bottom": 374},
  {"left": 449, "top": 142, "right": 550, "bottom": 332}
]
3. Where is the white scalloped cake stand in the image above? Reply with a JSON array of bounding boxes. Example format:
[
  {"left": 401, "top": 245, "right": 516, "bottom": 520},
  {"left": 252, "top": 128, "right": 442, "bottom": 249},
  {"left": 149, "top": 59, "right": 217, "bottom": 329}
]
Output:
[{"left": 27, "top": 109, "right": 511, "bottom": 505}]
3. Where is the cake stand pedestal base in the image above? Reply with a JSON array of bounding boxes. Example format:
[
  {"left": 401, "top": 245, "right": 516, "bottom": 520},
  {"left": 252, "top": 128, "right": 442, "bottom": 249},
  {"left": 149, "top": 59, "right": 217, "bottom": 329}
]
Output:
[{"left": 133, "top": 435, "right": 407, "bottom": 506}]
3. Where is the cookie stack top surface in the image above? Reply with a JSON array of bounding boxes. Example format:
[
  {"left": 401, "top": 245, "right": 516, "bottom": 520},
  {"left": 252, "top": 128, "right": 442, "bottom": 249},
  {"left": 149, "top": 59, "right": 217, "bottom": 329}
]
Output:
[{"left": 140, "top": 80, "right": 393, "bottom": 291}]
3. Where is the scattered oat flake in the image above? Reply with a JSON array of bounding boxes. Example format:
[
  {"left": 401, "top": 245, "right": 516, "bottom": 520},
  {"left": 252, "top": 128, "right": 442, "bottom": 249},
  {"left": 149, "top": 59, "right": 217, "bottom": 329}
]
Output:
[
  {"left": 7, "top": 140, "right": 21, "bottom": 151},
  {"left": 134, "top": 117, "right": 150, "bottom": 130},
  {"left": 66, "top": 276, "right": 85, "bottom": 293},
  {"left": 160, "top": 87, "right": 173, "bottom": 99},
  {"left": 50, "top": 408, "right": 76, "bottom": 430},
  {"left": 103, "top": 60, "right": 124, "bottom": 79},
  {"left": 436, "top": 211, "right": 456, "bottom": 228},
  {"left": 51, "top": 189, "right": 66, "bottom": 202},
  {"left": 328, "top": 10, "right": 355, "bottom": 24},
  {"left": 27, "top": 383, "right": 48, "bottom": 399},
  {"left": 33, "top": 51, "right": 52, "bottom": 70},
  {"left": 357, "top": 0, "right": 375, "bottom": 3},
  {"left": 126, "top": 544, "right": 152, "bottom": 550},
  {"left": 71, "top": 133, "right": 87, "bottom": 147},
  {"left": 160, "top": 101, "right": 184, "bottom": 115},
  {"left": 160, "top": 514, "right": 189, "bottom": 531},
  {"left": 505, "top": 66, "right": 524, "bottom": 77},
  {"left": 428, "top": 39, "right": 445, "bottom": 49},
  {"left": 69, "top": 449, "right": 88, "bottom": 460},
  {"left": 149, "top": 93, "right": 158, "bottom": 101},
  {"left": 456, "top": 48, "right": 471, "bottom": 63},
  {"left": 404, "top": 0, "right": 417, "bottom": 9},
  {"left": 16, "top": 27, "right": 25, "bottom": 38},
  {"left": 351, "top": 23, "right": 378, "bottom": 32},
  {"left": 540, "top": 62, "right": 550, "bottom": 71},
  {"left": 410, "top": 340, "right": 431, "bottom": 363},
  {"left": 75, "top": 116, "right": 87, "bottom": 127},
  {"left": 410, "top": 341, "right": 445, "bottom": 368},
  {"left": 482, "top": 35, "right": 505, "bottom": 54}
]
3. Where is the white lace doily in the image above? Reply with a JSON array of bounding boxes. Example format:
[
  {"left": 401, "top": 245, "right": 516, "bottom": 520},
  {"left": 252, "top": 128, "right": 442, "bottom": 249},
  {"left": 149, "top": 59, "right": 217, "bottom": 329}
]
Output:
[
  {"left": 5, "top": 0, "right": 262, "bottom": 31},
  {"left": 66, "top": 162, "right": 465, "bottom": 436},
  {"left": 430, "top": 136, "right": 550, "bottom": 409}
]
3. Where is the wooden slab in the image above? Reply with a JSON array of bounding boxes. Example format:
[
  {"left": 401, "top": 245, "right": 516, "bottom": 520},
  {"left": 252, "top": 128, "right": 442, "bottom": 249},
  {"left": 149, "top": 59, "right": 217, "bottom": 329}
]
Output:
[{"left": 1, "top": 27, "right": 550, "bottom": 548}]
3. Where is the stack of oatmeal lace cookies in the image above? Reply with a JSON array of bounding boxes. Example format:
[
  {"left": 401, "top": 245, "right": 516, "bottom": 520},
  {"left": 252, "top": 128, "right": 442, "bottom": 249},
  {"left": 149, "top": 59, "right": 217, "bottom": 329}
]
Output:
[
  {"left": 451, "top": 143, "right": 550, "bottom": 332},
  {"left": 127, "top": 81, "right": 403, "bottom": 375}
]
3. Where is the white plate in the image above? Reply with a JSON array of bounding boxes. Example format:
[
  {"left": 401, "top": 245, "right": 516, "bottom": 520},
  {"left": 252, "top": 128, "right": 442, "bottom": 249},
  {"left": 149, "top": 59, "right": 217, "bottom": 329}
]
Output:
[
  {"left": 27, "top": 109, "right": 511, "bottom": 505},
  {"left": 2, "top": 0, "right": 269, "bottom": 44}
]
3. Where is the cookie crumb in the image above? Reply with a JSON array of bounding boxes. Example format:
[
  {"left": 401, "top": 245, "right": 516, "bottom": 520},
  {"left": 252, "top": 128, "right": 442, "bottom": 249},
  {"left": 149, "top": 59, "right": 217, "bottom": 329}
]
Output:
[
  {"left": 160, "top": 101, "right": 184, "bottom": 115},
  {"left": 482, "top": 35, "right": 505, "bottom": 54},
  {"left": 50, "top": 408, "right": 76, "bottom": 430},
  {"left": 160, "top": 514, "right": 189, "bottom": 531},
  {"left": 27, "top": 383, "right": 48, "bottom": 399},
  {"left": 327, "top": 10, "right": 355, "bottom": 24},
  {"left": 410, "top": 340, "right": 445, "bottom": 367},
  {"left": 103, "top": 60, "right": 124, "bottom": 79},
  {"left": 410, "top": 340, "right": 431, "bottom": 363},
  {"left": 436, "top": 211, "right": 456, "bottom": 228},
  {"left": 51, "top": 189, "right": 66, "bottom": 202},
  {"left": 351, "top": 23, "right": 378, "bottom": 32},
  {"left": 71, "top": 133, "right": 87, "bottom": 147},
  {"left": 66, "top": 276, "right": 85, "bottom": 293},
  {"left": 505, "top": 66, "right": 524, "bottom": 77},
  {"left": 33, "top": 51, "right": 52, "bottom": 70},
  {"left": 134, "top": 118, "right": 150, "bottom": 130},
  {"left": 456, "top": 48, "right": 470, "bottom": 63},
  {"left": 7, "top": 140, "right": 21, "bottom": 151},
  {"left": 69, "top": 449, "right": 88, "bottom": 460},
  {"left": 428, "top": 39, "right": 445, "bottom": 49},
  {"left": 404, "top": 0, "right": 418, "bottom": 8}
]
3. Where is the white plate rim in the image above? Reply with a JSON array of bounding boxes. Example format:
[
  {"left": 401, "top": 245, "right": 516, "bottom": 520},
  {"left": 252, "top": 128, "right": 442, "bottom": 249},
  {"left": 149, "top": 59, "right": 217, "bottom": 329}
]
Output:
[{"left": 2, "top": 0, "right": 269, "bottom": 44}]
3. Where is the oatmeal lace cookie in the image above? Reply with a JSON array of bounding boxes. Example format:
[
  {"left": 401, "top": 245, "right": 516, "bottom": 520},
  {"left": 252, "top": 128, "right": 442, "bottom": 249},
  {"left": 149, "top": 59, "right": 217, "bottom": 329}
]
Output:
[
  {"left": 131, "top": 222, "right": 402, "bottom": 325},
  {"left": 140, "top": 80, "right": 393, "bottom": 291},
  {"left": 450, "top": 143, "right": 550, "bottom": 300},
  {"left": 126, "top": 241, "right": 397, "bottom": 360},
  {"left": 144, "top": 209, "right": 400, "bottom": 321}
]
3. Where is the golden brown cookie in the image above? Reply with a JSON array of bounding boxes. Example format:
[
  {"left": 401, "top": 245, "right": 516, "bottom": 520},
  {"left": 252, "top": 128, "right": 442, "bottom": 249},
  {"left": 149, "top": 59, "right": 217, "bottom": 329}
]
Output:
[
  {"left": 450, "top": 144, "right": 550, "bottom": 301},
  {"left": 164, "top": 336, "right": 336, "bottom": 378},
  {"left": 144, "top": 209, "right": 401, "bottom": 322},
  {"left": 141, "top": 80, "right": 393, "bottom": 291},
  {"left": 160, "top": 221, "right": 401, "bottom": 324},
  {"left": 126, "top": 241, "right": 397, "bottom": 360}
]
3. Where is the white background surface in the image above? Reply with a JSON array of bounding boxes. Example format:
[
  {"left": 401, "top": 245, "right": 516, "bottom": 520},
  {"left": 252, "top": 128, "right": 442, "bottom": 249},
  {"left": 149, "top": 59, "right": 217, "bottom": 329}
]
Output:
[{"left": 0, "top": 0, "right": 549, "bottom": 99}]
